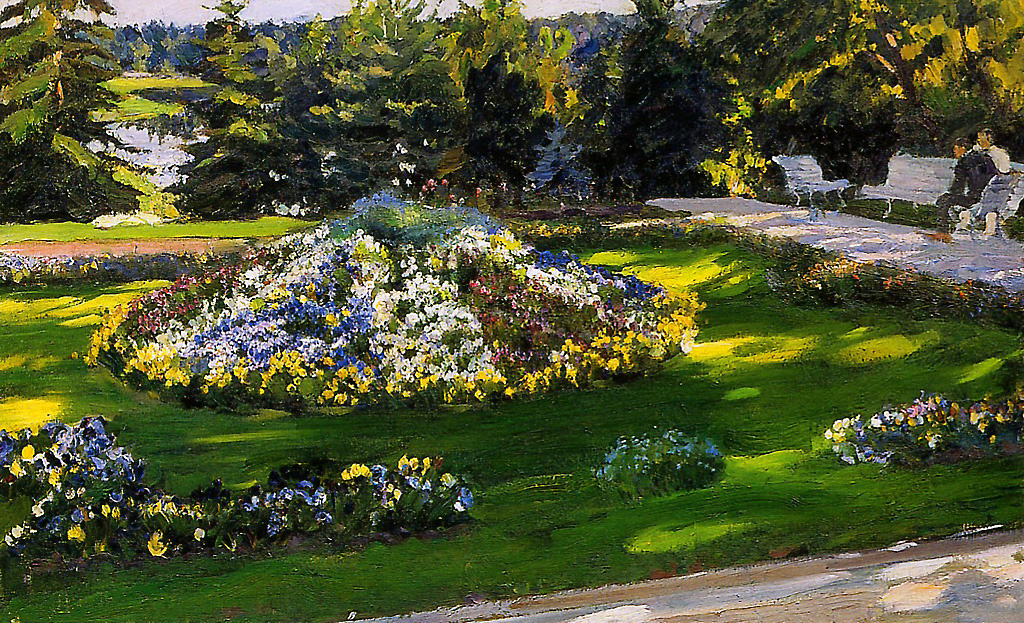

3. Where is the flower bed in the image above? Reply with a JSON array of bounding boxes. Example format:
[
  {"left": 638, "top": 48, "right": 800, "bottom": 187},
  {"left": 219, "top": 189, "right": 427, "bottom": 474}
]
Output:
[
  {"left": 87, "top": 201, "right": 702, "bottom": 411},
  {"left": 0, "top": 250, "right": 233, "bottom": 286},
  {"left": 825, "top": 392, "right": 1024, "bottom": 465},
  {"left": 1, "top": 418, "right": 473, "bottom": 582},
  {"left": 595, "top": 430, "right": 723, "bottom": 500}
]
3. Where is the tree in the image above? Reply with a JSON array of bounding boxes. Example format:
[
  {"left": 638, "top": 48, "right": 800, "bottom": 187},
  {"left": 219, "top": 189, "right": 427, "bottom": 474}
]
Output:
[
  {"left": 443, "top": 0, "right": 574, "bottom": 199},
  {"left": 287, "top": 0, "right": 464, "bottom": 201},
  {"left": 585, "top": 0, "right": 725, "bottom": 200},
  {"left": 176, "top": 0, "right": 307, "bottom": 219},
  {"left": 0, "top": 0, "right": 137, "bottom": 222}
]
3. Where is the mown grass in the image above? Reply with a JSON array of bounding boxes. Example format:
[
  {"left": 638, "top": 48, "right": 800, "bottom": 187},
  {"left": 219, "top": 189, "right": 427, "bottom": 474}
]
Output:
[
  {"left": 1, "top": 243, "right": 1023, "bottom": 621},
  {"left": 101, "top": 76, "right": 214, "bottom": 96},
  {"left": 0, "top": 218, "right": 312, "bottom": 245}
]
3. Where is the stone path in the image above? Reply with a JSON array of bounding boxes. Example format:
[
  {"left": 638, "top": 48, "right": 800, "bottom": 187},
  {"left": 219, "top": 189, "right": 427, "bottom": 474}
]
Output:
[
  {"left": 359, "top": 529, "right": 1024, "bottom": 622},
  {"left": 650, "top": 197, "right": 1024, "bottom": 292}
]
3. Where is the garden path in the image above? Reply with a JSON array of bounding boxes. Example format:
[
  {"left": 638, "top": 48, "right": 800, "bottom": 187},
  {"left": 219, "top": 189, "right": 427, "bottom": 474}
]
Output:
[
  {"left": 0, "top": 237, "right": 249, "bottom": 257},
  {"left": 649, "top": 197, "right": 1024, "bottom": 292},
  {"left": 361, "top": 529, "right": 1024, "bottom": 622}
]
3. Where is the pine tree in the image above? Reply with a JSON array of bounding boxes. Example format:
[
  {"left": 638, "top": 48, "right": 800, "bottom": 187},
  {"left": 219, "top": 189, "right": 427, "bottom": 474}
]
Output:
[
  {"left": 177, "top": 0, "right": 302, "bottom": 219},
  {"left": 0, "top": 0, "right": 137, "bottom": 222}
]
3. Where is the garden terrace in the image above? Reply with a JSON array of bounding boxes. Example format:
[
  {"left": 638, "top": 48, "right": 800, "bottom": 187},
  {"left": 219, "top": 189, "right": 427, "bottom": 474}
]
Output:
[{"left": 3, "top": 231, "right": 1024, "bottom": 621}]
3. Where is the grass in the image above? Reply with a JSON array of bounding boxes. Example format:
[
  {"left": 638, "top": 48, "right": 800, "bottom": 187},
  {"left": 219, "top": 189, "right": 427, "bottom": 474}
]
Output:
[
  {"left": 2, "top": 242, "right": 1024, "bottom": 621},
  {"left": 101, "top": 76, "right": 214, "bottom": 96},
  {"left": 96, "top": 76, "right": 217, "bottom": 123},
  {"left": 0, "top": 218, "right": 312, "bottom": 245}
]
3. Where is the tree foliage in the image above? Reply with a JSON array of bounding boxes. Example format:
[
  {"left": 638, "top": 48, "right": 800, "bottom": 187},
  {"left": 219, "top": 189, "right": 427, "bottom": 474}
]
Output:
[{"left": 0, "top": 0, "right": 137, "bottom": 222}]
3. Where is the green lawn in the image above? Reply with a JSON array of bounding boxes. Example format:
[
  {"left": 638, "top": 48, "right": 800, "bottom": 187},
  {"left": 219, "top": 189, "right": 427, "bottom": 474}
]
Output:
[
  {"left": 0, "top": 218, "right": 312, "bottom": 245},
  {"left": 101, "top": 76, "right": 214, "bottom": 96},
  {"left": 2, "top": 242, "right": 1023, "bottom": 621}
]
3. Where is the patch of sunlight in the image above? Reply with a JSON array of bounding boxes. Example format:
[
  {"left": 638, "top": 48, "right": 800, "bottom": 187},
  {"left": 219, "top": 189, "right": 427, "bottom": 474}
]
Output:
[
  {"left": 835, "top": 331, "right": 940, "bottom": 365},
  {"left": 688, "top": 337, "right": 755, "bottom": 362},
  {"left": 628, "top": 520, "right": 753, "bottom": 554},
  {"left": 0, "top": 397, "right": 64, "bottom": 432},
  {"left": 114, "top": 280, "right": 171, "bottom": 292},
  {"left": 585, "top": 250, "right": 643, "bottom": 267},
  {"left": 724, "top": 386, "right": 761, "bottom": 401},
  {"left": 0, "top": 354, "right": 27, "bottom": 372},
  {"left": 690, "top": 335, "right": 816, "bottom": 365},
  {"left": 841, "top": 327, "right": 871, "bottom": 341},
  {"left": 745, "top": 336, "right": 817, "bottom": 364},
  {"left": 194, "top": 431, "right": 292, "bottom": 444},
  {"left": 725, "top": 450, "right": 805, "bottom": 484},
  {"left": 0, "top": 284, "right": 165, "bottom": 324},
  {"left": 959, "top": 357, "right": 1004, "bottom": 384},
  {"left": 626, "top": 263, "right": 726, "bottom": 294},
  {"left": 0, "top": 296, "right": 79, "bottom": 321},
  {"left": 60, "top": 314, "right": 103, "bottom": 328}
]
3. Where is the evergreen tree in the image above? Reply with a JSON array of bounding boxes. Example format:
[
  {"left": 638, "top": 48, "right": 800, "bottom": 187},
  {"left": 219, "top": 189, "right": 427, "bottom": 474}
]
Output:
[
  {"left": 177, "top": 0, "right": 308, "bottom": 219},
  {"left": 0, "top": 0, "right": 137, "bottom": 222},
  {"left": 289, "top": 0, "right": 464, "bottom": 201},
  {"left": 586, "top": 0, "right": 725, "bottom": 200}
]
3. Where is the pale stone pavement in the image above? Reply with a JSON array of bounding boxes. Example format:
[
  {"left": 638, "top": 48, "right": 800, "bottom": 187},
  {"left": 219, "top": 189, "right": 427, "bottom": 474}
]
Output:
[
  {"left": 650, "top": 197, "right": 1024, "bottom": 292},
  {"left": 359, "top": 529, "right": 1024, "bottom": 622}
]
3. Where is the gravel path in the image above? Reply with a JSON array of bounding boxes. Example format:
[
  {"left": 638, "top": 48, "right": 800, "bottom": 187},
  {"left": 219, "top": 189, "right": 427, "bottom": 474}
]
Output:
[
  {"left": 650, "top": 197, "right": 1024, "bottom": 292},
  {"left": 0, "top": 238, "right": 251, "bottom": 258}
]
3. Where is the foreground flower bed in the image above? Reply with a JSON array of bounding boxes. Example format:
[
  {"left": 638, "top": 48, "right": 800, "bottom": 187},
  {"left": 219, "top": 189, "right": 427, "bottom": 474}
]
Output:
[
  {"left": 826, "top": 392, "right": 1024, "bottom": 465},
  {"left": 0, "top": 418, "right": 473, "bottom": 585},
  {"left": 87, "top": 202, "right": 702, "bottom": 411}
]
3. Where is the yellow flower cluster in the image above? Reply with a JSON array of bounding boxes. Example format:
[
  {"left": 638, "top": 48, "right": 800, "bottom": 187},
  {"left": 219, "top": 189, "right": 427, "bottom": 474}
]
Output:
[
  {"left": 125, "top": 343, "right": 192, "bottom": 388},
  {"left": 85, "top": 306, "right": 128, "bottom": 365}
]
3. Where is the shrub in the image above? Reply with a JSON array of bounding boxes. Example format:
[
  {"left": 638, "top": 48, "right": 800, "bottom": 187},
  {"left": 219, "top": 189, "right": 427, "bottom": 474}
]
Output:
[{"left": 595, "top": 430, "right": 723, "bottom": 500}]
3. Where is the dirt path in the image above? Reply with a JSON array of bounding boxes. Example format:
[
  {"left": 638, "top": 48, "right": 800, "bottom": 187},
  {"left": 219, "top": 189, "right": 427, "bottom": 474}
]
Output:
[
  {"left": 650, "top": 197, "right": 1024, "bottom": 292},
  {"left": 361, "top": 529, "right": 1024, "bottom": 622},
  {"left": 0, "top": 238, "right": 252, "bottom": 258}
]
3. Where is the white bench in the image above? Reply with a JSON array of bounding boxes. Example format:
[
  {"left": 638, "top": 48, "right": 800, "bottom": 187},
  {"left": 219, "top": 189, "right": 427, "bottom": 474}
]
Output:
[
  {"left": 772, "top": 155, "right": 850, "bottom": 218},
  {"left": 858, "top": 155, "right": 957, "bottom": 217}
]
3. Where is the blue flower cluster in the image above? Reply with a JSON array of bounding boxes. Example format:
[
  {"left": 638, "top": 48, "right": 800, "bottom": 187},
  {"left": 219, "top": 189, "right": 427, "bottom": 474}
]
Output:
[{"left": 595, "top": 430, "right": 724, "bottom": 500}]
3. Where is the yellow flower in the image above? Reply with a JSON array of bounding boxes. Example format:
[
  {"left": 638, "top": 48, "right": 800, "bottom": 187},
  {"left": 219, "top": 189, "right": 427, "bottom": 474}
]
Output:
[
  {"left": 194, "top": 528, "right": 206, "bottom": 541},
  {"left": 21, "top": 445, "right": 35, "bottom": 461},
  {"left": 67, "top": 525, "right": 86, "bottom": 542},
  {"left": 101, "top": 504, "right": 111, "bottom": 517},
  {"left": 111, "top": 507, "right": 121, "bottom": 520},
  {"left": 9, "top": 461, "right": 24, "bottom": 477},
  {"left": 48, "top": 468, "right": 62, "bottom": 487},
  {"left": 147, "top": 531, "right": 168, "bottom": 557}
]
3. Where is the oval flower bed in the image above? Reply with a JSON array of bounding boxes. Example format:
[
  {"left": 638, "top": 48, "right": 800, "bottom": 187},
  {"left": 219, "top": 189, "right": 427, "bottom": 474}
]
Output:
[
  {"left": 1, "top": 418, "right": 473, "bottom": 579},
  {"left": 826, "top": 391, "right": 1024, "bottom": 465},
  {"left": 86, "top": 201, "right": 702, "bottom": 411}
]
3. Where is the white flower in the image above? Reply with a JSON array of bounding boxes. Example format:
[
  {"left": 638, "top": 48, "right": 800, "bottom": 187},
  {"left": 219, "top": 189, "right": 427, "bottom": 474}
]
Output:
[
  {"left": 392, "top": 178, "right": 401, "bottom": 187},
  {"left": 31, "top": 502, "right": 45, "bottom": 517}
]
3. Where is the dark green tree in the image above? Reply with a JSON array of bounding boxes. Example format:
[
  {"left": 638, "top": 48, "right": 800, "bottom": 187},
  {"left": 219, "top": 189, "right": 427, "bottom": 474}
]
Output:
[
  {"left": 177, "top": 0, "right": 310, "bottom": 219},
  {"left": 287, "top": 0, "right": 464, "bottom": 201},
  {"left": 0, "top": 0, "right": 137, "bottom": 222},
  {"left": 585, "top": 0, "right": 725, "bottom": 200}
]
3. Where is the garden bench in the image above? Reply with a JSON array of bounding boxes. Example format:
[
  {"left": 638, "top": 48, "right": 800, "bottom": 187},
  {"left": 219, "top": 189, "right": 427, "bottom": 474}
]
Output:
[
  {"left": 858, "top": 155, "right": 957, "bottom": 217},
  {"left": 772, "top": 155, "right": 851, "bottom": 219}
]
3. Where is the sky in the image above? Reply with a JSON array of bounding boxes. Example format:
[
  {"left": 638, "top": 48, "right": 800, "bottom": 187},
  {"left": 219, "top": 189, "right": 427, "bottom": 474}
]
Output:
[{"left": 102, "top": 0, "right": 710, "bottom": 25}]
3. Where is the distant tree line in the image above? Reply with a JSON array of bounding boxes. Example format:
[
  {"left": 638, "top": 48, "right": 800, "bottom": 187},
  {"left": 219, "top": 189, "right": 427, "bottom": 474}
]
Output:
[{"left": 6, "top": 0, "right": 1024, "bottom": 223}]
